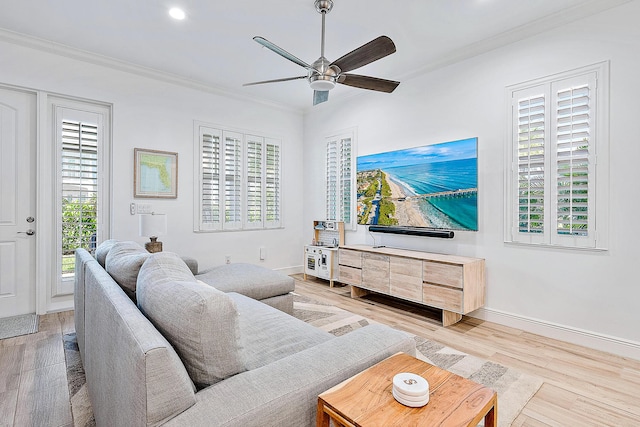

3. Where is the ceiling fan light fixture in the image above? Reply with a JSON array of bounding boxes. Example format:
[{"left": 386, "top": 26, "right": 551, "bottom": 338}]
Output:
[{"left": 309, "top": 75, "right": 336, "bottom": 91}]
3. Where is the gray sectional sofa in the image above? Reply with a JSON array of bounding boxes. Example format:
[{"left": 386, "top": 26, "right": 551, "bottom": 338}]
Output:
[{"left": 74, "top": 240, "right": 415, "bottom": 426}]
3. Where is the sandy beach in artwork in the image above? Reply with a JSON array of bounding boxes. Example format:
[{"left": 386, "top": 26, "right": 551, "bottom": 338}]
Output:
[{"left": 383, "top": 172, "right": 432, "bottom": 227}]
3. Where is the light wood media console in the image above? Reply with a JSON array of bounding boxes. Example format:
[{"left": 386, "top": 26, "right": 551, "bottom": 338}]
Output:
[{"left": 338, "top": 245, "right": 485, "bottom": 326}]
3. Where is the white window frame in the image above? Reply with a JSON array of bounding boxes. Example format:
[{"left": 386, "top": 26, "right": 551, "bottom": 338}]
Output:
[
  {"left": 194, "top": 122, "right": 282, "bottom": 232},
  {"left": 51, "top": 97, "right": 111, "bottom": 296},
  {"left": 325, "top": 129, "right": 356, "bottom": 230},
  {"left": 505, "top": 62, "right": 609, "bottom": 250}
]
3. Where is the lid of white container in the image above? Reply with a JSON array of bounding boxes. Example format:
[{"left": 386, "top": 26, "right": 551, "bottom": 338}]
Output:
[{"left": 392, "top": 372, "right": 429, "bottom": 397}]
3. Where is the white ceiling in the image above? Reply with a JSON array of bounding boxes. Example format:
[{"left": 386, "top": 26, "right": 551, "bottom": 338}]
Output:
[{"left": 0, "top": 0, "right": 629, "bottom": 111}]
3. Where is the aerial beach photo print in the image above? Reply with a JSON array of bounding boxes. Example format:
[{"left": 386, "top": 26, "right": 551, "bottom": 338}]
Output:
[{"left": 356, "top": 137, "right": 478, "bottom": 231}]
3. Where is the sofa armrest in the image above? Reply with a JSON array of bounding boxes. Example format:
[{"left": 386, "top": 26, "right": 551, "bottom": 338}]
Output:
[{"left": 163, "top": 324, "right": 415, "bottom": 427}]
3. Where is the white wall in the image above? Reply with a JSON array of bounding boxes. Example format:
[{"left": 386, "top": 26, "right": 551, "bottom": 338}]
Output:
[
  {"left": 0, "top": 37, "right": 305, "bottom": 312},
  {"left": 303, "top": 2, "right": 640, "bottom": 358}
]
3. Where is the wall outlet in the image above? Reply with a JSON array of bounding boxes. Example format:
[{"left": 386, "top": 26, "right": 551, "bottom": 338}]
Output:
[
  {"left": 225, "top": 255, "right": 231, "bottom": 264},
  {"left": 129, "top": 203, "right": 136, "bottom": 215}
]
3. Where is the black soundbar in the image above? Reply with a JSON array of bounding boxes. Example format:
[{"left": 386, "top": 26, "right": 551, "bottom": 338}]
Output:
[{"left": 368, "top": 225, "right": 454, "bottom": 239}]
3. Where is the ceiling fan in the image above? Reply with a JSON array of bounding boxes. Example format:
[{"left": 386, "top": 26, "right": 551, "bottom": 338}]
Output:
[{"left": 243, "top": 0, "right": 400, "bottom": 106}]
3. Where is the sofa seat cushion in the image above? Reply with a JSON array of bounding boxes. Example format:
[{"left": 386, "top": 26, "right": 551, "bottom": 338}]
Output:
[
  {"left": 105, "top": 241, "right": 150, "bottom": 301},
  {"left": 196, "top": 263, "right": 294, "bottom": 301},
  {"left": 228, "top": 293, "right": 333, "bottom": 370},
  {"left": 138, "top": 253, "right": 245, "bottom": 389}
]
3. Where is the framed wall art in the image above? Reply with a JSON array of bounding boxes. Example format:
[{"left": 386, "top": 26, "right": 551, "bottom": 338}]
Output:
[{"left": 134, "top": 148, "right": 178, "bottom": 198}]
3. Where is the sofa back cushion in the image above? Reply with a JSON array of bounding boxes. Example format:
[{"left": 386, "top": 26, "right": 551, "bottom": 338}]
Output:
[
  {"left": 105, "top": 241, "right": 150, "bottom": 301},
  {"left": 94, "top": 239, "right": 118, "bottom": 267},
  {"left": 137, "top": 252, "right": 245, "bottom": 389}
]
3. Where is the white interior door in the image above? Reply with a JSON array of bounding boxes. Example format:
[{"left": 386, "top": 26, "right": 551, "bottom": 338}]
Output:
[{"left": 0, "top": 87, "right": 36, "bottom": 318}]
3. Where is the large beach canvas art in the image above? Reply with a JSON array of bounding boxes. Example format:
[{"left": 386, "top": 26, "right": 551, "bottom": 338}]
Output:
[{"left": 356, "top": 137, "right": 478, "bottom": 231}]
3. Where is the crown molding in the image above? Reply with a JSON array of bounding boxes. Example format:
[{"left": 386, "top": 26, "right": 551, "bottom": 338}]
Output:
[
  {"left": 398, "top": 0, "right": 633, "bottom": 83},
  {"left": 0, "top": 28, "right": 303, "bottom": 115}
]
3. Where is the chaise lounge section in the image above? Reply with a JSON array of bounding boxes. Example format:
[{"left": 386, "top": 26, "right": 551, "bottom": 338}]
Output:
[{"left": 74, "top": 242, "right": 416, "bottom": 426}]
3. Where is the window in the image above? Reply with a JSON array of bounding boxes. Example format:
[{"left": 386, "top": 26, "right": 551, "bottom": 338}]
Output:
[
  {"left": 506, "top": 62, "right": 609, "bottom": 249},
  {"left": 53, "top": 99, "right": 111, "bottom": 294},
  {"left": 325, "top": 131, "right": 355, "bottom": 229},
  {"left": 195, "top": 123, "right": 282, "bottom": 231}
]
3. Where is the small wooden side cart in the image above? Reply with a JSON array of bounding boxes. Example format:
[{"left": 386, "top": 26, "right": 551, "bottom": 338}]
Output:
[{"left": 317, "top": 352, "right": 497, "bottom": 427}]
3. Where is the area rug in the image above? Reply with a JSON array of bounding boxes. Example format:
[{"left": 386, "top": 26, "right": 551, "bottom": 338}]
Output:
[
  {"left": 63, "top": 294, "right": 542, "bottom": 427},
  {"left": 293, "top": 293, "right": 543, "bottom": 427},
  {"left": 63, "top": 333, "right": 95, "bottom": 426},
  {"left": 0, "top": 313, "right": 38, "bottom": 339}
]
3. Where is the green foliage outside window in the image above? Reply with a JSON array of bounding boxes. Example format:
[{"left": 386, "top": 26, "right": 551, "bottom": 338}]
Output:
[{"left": 62, "top": 197, "right": 97, "bottom": 274}]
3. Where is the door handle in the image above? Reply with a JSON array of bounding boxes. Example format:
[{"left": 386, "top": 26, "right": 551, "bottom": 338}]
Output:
[{"left": 18, "top": 229, "right": 35, "bottom": 236}]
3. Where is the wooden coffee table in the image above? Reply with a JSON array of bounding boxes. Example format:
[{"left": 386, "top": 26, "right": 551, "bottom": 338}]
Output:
[{"left": 317, "top": 352, "right": 497, "bottom": 427}]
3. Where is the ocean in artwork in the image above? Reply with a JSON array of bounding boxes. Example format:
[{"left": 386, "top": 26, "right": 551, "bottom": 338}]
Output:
[
  {"left": 383, "top": 159, "right": 478, "bottom": 230},
  {"left": 386, "top": 158, "right": 477, "bottom": 230}
]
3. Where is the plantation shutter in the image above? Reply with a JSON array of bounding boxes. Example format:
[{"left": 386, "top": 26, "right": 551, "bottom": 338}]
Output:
[
  {"left": 508, "top": 65, "right": 603, "bottom": 249},
  {"left": 265, "top": 139, "right": 281, "bottom": 228},
  {"left": 245, "top": 135, "right": 263, "bottom": 228},
  {"left": 195, "top": 123, "right": 282, "bottom": 232},
  {"left": 512, "top": 86, "right": 547, "bottom": 244},
  {"left": 61, "top": 120, "right": 99, "bottom": 275},
  {"left": 326, "top": 140, "right": 338, "bottom": 221},
  {"left": 224, "top": 131, "right": 243, "bottom": 230},
  {"left": 200, "top": 127, "right": 221, "bottom": 230},
  {"left": 339, "top": 137, "right": 353, "bottom": 225},
  {"left": 551, "top": 73, "right": 596, "bottom": 247},
  {"left": 326, "top": 134, "right": 354, "bottom": 229}
]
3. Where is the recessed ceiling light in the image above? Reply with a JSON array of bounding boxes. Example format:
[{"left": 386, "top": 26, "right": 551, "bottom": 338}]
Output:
[{"left": 169, "top": 7, "right": 186, "bottom": 20}]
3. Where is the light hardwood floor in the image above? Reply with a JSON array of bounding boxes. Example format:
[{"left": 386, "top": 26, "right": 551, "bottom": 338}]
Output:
[
  {"left": 0, "top": 310, "right": 75, "bottom": 427},
  {"left": 1, "top": 278, "right": 639, "bottom": 426},
  {"left": 295, "top": 276, "right": 640, "bottom": 427}
]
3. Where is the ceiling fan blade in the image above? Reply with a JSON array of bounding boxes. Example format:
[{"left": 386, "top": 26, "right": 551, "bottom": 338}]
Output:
[
  {"left": 337, "top": 74, "right": 400, "bottom": 93},
  {"left": 313, "top": 90, "right": 329, "bottom": 105},
  {"left": 243, "top": 76, "right": 307, "bottom": 87},
  {"left": 330, "top": 36, "right": 396, "bottom": 73},
  {"left": 253, "top": 36, "right": 313, "bottom": 70}
]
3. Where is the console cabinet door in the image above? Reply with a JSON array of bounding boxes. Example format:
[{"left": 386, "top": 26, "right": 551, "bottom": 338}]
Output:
[
  {"left": 339, "top": 265, "right": 362, "bottom": 286},
  {"left": 339, "top": 249, "right": 362, "bottom": 268},
  {"left": 362, "top": 253, "right": 390, "bottom": 293},
  {"left": 423, "top": 261, "right": 463, "bottom": 288},
  {"left": 422, "top": 284, "right": 463, "bottom": 312},
  {"left": 390, "top": 257, "right": 422, "bottom": 302}
]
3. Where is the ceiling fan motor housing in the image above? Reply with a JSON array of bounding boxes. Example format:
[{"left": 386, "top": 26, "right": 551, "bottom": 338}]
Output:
[{"left": 309, "top": 58, "right": 339, "bottom": 90}]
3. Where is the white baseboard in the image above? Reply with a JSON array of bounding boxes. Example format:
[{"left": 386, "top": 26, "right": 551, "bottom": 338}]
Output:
[
  {"left": 471, "top": 307, "right": 640, "bottom": 361},
  {"left": 275, "top": 265, "right": 304, "bottom": 276}
]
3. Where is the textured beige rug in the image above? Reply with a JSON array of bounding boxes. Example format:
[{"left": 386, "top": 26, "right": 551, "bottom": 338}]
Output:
[
  {"left": 64, "top": 293, "right": 542, "bottom": 426},
  {"left": 292, "top": 293, "right": 543, "bottom": 427}
]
